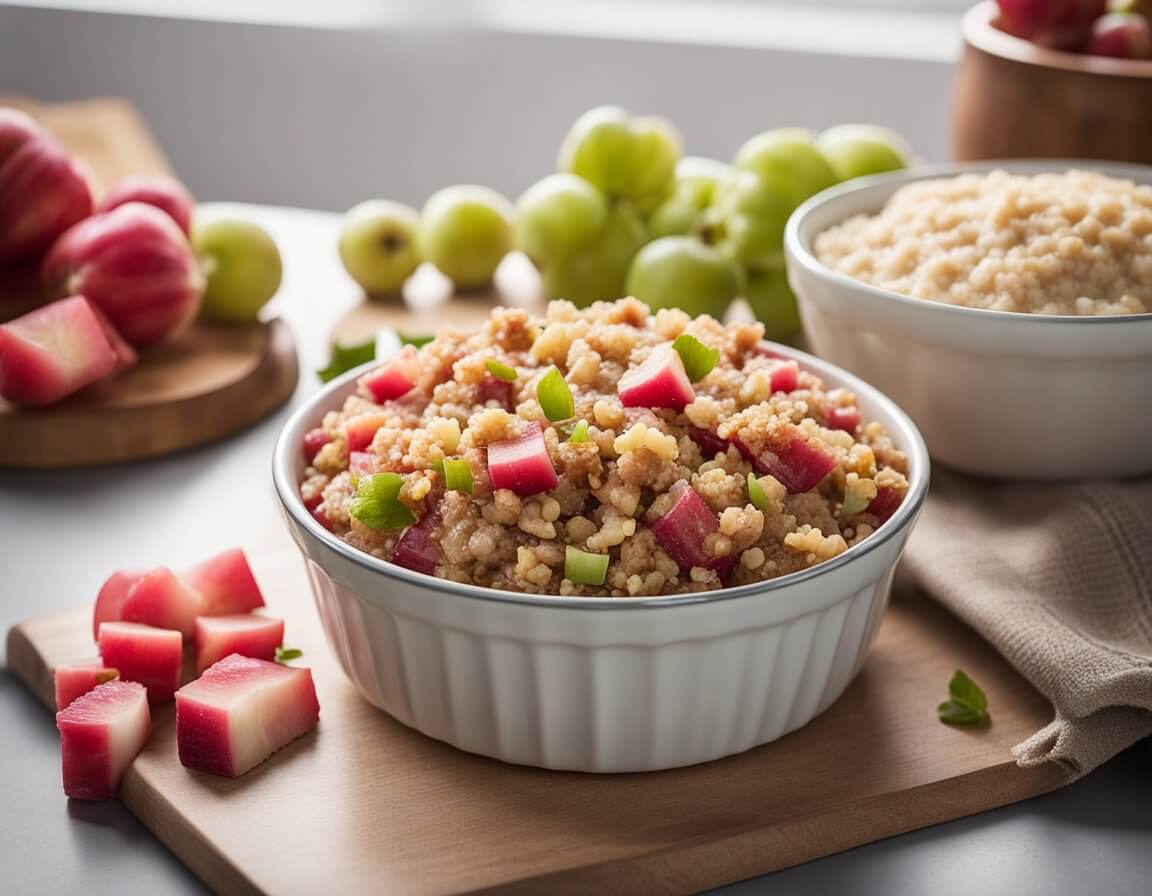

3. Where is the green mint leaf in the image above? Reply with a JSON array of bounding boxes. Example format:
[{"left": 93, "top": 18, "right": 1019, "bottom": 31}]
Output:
[
  {"left": 938, "top": 669, "right": 990, "bottom": 727},
  {"left": 275, "top": 646, "right": 303, "bottom": 664},
  {"left": 349, "top": 472, "right": 417, "bottom": 530},
  {"left": 673, "top": 333, "right": 720, "bottom": 383},
  {"left": 317, "top": 337, "right": 376, "bottom": 383}
]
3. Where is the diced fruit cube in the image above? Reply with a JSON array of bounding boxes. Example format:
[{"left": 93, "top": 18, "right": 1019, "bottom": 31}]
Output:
[
  {"left": 54, "top": 663, "right": 119, "bottom": 711},
  {"left": 302, "top": 427, "right": 331, "bottom": 462},
  {"left": 487, "top": 421, "right": 558, "bottom": 496},
  {"left": 477, "top": 376, "right": 514, "bottom": 409},
  {"left": 119, "top": 566, "right": 204, "bottom": 639},
  {"left": 181, "top": 547, "right": 266, "bottom": 616},
  {"left": 194, "top": 614, "right": 285, "bottom": 674},
  {"left": 176, "top": 654, "right": 320, "bottom": 778},
  {"left": 733, "top": 425, "right": 837, "bottom": 495},
  {"left": 618, "top": 344, "right": 695, "bottom": 411},
  {"left": 650, "top": 480, "right": 733, "bottom": 574},
  {"left": 825, "top": 405, "right": 861, "bottom": 433},
  {"left": 357, "top": 344, "right": 418, "bottom": 403},
  {"left": 345, "top": 413, "right": 389, "bottom": 452},
  {"left": 769, "top": 360, "right": 799, "bottom": 394},
  {"left": 98, "top": 622, "right": 182, "bottom": 704},
  {"left": 688, "top": 426, "right": 731, "bottom": 459},
  {"left": 0, "top": 296, "right": 120, "bottom": 406},
  {"left": 391, "top": 506, "right": 440, "bottom": 576},
  {"left": 867, "top": 486, "right": 904, "bottom": 522},
  {"left": 57, "top": 680, "right": 150, "bottom": 800},
  {"left": 93, "top": 568, "right": 147, "bottom": 640}
]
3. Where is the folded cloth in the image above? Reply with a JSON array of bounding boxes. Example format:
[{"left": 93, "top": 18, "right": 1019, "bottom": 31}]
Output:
[{"left": 899, "top": 471, "right": 1152, "bottom": 779}]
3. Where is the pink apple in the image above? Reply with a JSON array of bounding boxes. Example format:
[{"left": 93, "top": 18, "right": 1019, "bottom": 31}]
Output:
[
  {"left": 97, "top": 174, "right": 196, "bottom": 235},
  {"left": 43, "top": 202, "right": 204, "bottom": 346}
]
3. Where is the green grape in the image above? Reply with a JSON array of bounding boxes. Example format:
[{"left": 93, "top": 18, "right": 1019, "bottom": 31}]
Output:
[
  {"left": 417, "top": 185, "right": 513, "bottom": 290},
  {"left": 558, "top": 106, "right": 681, "bottom": 214},
  {"left": 338, "top": 199, "right": 421, "bottom": 297},
  {"left": 625, "top": 235, "right": 743, "bottom": 320},
  {"left": 540, "top": 202, "right": 647, "bottom": 307},
  {"left": 711, "top": 169, "right": 804, "bottom": 271},
  {"left": 193, "top": 217, "right": 283, "bottom": 323},
  {"left": 814, "top": 124, "right": 910, "bottom": 181},
  {"left": 514, "top": 173, "right": 608, "bottom": 265},
  {"left": 734, "top": 128, "right": 840, "bottom": 201},
  {"left": 647, "top": 156, "right": 731, "bottom": 239},
  {"left": 745, "top": 266, "right": 803, "bottom": 344}
]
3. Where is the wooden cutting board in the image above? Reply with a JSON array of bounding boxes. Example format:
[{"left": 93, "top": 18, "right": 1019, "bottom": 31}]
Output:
[
  {"left": 0, "top": 96, "right": 299, "bottom": 467},
  {"left": 7, "top": 550, "right": 1068, "bottom": 895}
]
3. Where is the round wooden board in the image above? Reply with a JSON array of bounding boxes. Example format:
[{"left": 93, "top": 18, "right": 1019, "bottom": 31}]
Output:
[{"left": 0, "top": 318, "right": 298, "bottom": 469}]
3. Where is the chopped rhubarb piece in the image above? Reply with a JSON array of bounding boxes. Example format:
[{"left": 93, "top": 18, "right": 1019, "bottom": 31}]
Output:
[
  {"left": 769, "top": 360, "right": 799, "bottom": 394},
  {"left": 618, "top": 344, "right": 695, "bottom": 411},
  {"left": 349, "top": 450, "right": 375, "bottom": 478},
  {"left": 57, "top": 680, "right": 150, "bottom": 800},
  {"left": 487, "top": 421, "right": 558, "bottom": 496},
  {"left": 302, "top": 427, "right": 331, "bottom": 462},
  {"left": 194, "top": 614, "right": 285, "bottom": 674},
  {"left": 477, "top": 376, "right": 514, "bottom": 409},
  {"left": 310, "top": 506, "right": 332, "bottom": 530},
  {"left": 54, "top": 663, "right": 120, "bottom": 711},
  {"left": 688, "top": 426, "right": 731, "bottom": 459},
  {"left": 391, "top": 507, "right": 440, "bottom": 576},
  {"left": 93, "top": 568, "right": 147, "bottom": 640},
  {"left": 357, "top": 345, "right": 418, "bottom": 403},
  {"left": 98, "top": 622, "right": 182, "bottom": 704},
  {"left": 182, "top": 547, "right": 266, "bottom": 615},
  {"left": 0, "top": 295, "right": 119, "bottom": 406},
  {"left": 825, "top": 405, "right": 861, "bottom": 433},
  {"left": 175, "top": 654, "right": 320, "bottom": 778},
  {"left": 302, "top": 489, "right": 323, "bottom": 511},
  {"left": 867, "top": 486, "right": 904, "bottom": 522},
  {"left": 345, "top": 413, "right": 389, "bottom": 452},
  {"left": 650, "top": 480, "right": 733, "bottom": 574},
  {"left": 733, "top": 425, "right": 837, "bottom": 495},
  {"left": 120, "top": 566, "right": 204, "bottom": 639}
]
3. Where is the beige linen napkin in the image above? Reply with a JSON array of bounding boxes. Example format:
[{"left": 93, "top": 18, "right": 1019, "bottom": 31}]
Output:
[{"left": 900, "top": 471, "right": 1152, "bottom": 779}]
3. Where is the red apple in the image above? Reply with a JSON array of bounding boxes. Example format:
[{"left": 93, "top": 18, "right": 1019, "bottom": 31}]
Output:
[
  {"left": 54, "top": 663, "right": 120, "bottom": 711},
  {"left": 994, "top": 0, "right": 1107, "bottom": 50},
  {"left": 43, "top": 202, "right": 204, "bottom": 346},
  {"left": 57, "top": 680, "right": 150, "bottom": 800},
  {"left": 194, "top": 614, "right": 284, "bottom": 673},
  {"left": 97, "top": 174, "right": 196, "bottom": 235},
  {"left": 0, "top": 295, "right": 121, "bottom": 406},
  {"left": 0, "top": 109, "right": 93, "bottom": 264},
  {"left": 176, "top": 654, "right": 320, "bottom": 777},
  {"left": 98, "top": 621, "right": 183, "bottom": 704}
]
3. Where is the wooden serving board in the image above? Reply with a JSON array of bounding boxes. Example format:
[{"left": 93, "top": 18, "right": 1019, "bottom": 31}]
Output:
[
  {"left": 7, "top": 552, "right": 1068, "bottom": 895},
  {"left": 0, "top": 97, "right": 299, "bottom": 467}
]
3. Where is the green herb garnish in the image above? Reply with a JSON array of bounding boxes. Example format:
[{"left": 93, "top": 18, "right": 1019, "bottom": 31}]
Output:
[
  {"left": 316, "top": 337, "right": 375, "bottom": 383},
  {"left": 442, "top": 458, "right": 474, "bottom": 494},
  {"left": 537, "top": 367, "right": 574, "bottom": 422},
  {"left": 672, "top": 333, "right": 719, "bottom": 383},
  {"left": 485, "top": 358, "right": 518, "bottom": 382},
  {"left": 747, "top": 472, "right": 770, "bottom": 511},
  {"left": 348, "top": 472, "right": 417, "bottom": 530},
  {"left": 567, "top": 419, "right": 590, "bottom": 443},
  {"left": 938, "top": 670, "right": 990, "bottom": 727},
  {"left": 564, "top": 546, "right": 609, "bottom": 586},
  {"left": 275, "top": 646, "right": 303, "bottom": 664}
]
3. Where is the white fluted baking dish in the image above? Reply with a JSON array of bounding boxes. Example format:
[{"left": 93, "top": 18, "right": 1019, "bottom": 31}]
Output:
[{"left": 273, "top": 343, "right": 929, "bottom": 773}]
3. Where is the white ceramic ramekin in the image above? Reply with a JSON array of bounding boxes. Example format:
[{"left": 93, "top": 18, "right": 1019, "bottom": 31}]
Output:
[
  {"left": 785, "top": 160, "right": 1152, "bottom": 480},
  {"left": 273, "top": 344, "right": 928, "bottom": 772}
]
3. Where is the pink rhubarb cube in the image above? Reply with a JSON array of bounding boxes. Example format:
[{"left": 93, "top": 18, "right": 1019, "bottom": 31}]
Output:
[
  {"left": 119, "top": 566, "right": 204, "bottom": 639},
  {"left": 195, "top": 614, "right": 285, "bottom": 674},
  {"left": 57, "top": 680, "right": 150, "bottom": 800},
  {"left": 54, "top": 663, "right": 120, "bottom": 711},
  {"left": 176, "top": 654, "right": 320, "bottom": 778},
  {"left": 182, "top": 547, "right": 266, "bottom": 616},
  {"left": 92, "top": 568, "right": 147, "bottom": 640},
  {"left": 486, "top": 421, "right": 558, "bottom": 497},
  {"left": 98, "top": 622, "right": 182, "bottom": 704}
]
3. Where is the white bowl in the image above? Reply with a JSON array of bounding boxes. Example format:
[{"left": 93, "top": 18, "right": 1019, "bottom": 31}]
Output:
[
  {"left": 272, "top": 344, "right": 929, "bottom": 772},
  {"left": 785, "top": 160, "right": 1152, "bottom": 480}
]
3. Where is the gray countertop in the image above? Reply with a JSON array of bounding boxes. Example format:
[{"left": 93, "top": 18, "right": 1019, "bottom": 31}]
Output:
[{"left": 3, "top": 206, "right": 1150, "bottom": 895}]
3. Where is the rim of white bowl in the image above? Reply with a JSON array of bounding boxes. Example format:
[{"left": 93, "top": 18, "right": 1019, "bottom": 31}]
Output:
[
  {"left": 785, "top": 159, "right": 1152, "bottom": 327},
  {"left": 272, "top": 341, "right": 930, "bottom": 610}
]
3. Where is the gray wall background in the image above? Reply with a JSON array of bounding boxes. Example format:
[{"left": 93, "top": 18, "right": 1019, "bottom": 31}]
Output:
[{"left": 0, "top": 5, "right": 954, "bottom": 211}]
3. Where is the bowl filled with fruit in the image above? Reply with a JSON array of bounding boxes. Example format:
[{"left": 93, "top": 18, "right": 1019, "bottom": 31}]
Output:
[{"left": 954, "top": 1, "right": 1152, "bottom": 164}]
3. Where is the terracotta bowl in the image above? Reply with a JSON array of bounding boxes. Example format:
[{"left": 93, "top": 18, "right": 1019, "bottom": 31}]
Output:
[{"left": 953, "top": 2, "right": 1152, "bottom": 164}]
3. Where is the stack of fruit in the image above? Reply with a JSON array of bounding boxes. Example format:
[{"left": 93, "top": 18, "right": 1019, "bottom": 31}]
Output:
[
  {"left": 0, "top": 107, "right": 284, "bottom": 408},
  {"left": 338, "top": 106, "right": 909, "bottom": 342},
  {"left": 994, "top": 0, "right": 1151, "bottom": 58}
]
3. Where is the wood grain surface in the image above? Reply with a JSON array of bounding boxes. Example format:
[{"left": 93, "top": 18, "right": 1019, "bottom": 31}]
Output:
[
  {"left": 7, "top": 550, "right": 1068, "bottom": 895},
  {"left": 0, "top": 97, "right": 299, "bottom": 467}
]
